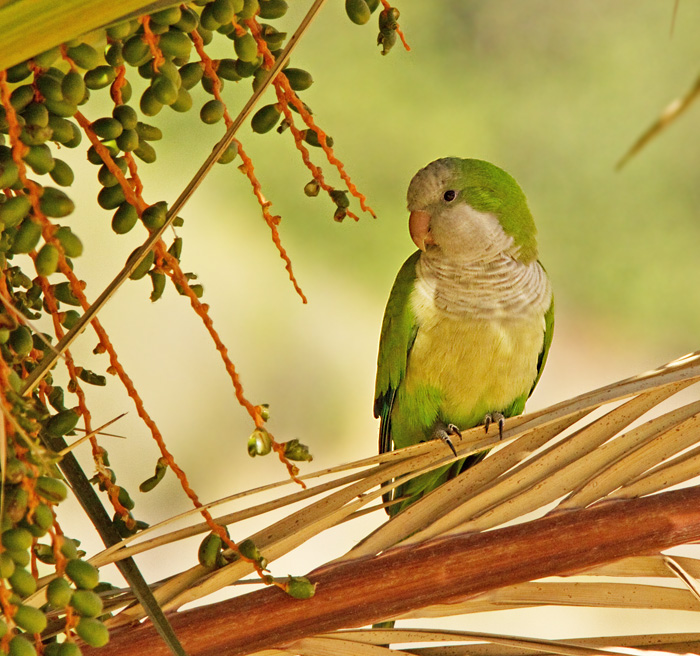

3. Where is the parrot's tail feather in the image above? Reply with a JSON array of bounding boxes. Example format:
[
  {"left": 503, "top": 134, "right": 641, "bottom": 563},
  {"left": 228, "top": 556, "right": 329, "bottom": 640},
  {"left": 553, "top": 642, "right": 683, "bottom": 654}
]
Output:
[{"left": 384, "top": 449, "right": 490, "bottom": 517}]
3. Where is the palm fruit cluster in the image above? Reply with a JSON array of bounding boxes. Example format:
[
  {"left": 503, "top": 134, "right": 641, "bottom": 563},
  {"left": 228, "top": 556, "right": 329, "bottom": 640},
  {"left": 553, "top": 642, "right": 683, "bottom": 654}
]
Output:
[{"left": 0, "top": 0, "right": 403, "bottom": 651}]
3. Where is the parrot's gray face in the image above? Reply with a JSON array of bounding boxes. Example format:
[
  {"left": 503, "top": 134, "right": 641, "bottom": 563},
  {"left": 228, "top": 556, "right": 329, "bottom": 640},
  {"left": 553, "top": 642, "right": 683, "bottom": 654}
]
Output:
[
  {"left": 407, "top": 172, "right": 514, "bottom": 262},
  {"left": 426, "top": 202, "right": 514, "bottom": 262}
]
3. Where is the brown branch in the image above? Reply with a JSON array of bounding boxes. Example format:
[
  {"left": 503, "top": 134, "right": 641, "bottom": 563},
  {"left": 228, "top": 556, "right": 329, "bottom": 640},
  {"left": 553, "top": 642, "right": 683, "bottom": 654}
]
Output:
[{"left": 83, "top": 485, "right": 700, "bottom": 656}]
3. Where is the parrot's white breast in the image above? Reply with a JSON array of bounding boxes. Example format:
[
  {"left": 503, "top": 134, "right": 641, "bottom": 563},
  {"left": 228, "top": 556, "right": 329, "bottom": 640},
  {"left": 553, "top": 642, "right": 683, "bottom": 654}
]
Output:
[{"left": 406, "top": 250, "right": 552, "bottom": 426}]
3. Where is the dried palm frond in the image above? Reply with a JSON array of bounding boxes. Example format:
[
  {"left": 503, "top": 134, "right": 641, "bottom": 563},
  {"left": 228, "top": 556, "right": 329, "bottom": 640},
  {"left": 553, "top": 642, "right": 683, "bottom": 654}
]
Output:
[{"left": 63, "top": 350, "right": 700, "bottom": 654}]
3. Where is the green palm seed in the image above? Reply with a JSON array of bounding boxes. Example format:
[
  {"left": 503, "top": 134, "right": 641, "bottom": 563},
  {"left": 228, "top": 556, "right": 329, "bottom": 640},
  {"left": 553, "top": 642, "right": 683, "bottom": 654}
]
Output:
[
  {"left": 123, "top": 36, "right": 151, "bottom": 66},
  {"left": 12, "top": 219, "right": 43, "bottom": 254},
  {"left": 212, "top": 0, "right": 235, "bottom": 24},
  {"left": 58, "top": 642, "right": 82, "bottom": 656},
  {"left": 20, "top": 124, "right": 53, "bottom": 146},
  {"left": 32, "top": 503, "right": 54, "bottom": 530},
  {"left": 70, "top": 589, "right": 103, "bottom": 617},
  {"left": 84, "top": 66, "right": 116, "bottom": 90},
  {"left": 251, "top": 104, "right": 281, "bottom": 133},
  {"left": 4, "top": 486, "right": 29, "bottom": 522},
  {"left": 133, "top": 140, "right": 156, "bottom": 163},
  {"left": 9, "top": 326, "right": 33, "bottom": 357},
  {"left": 13, "top": 605, "right": 47, "bottom": 633},
  {"left": 22, "top": 102, "right": 49, "bottom": 127},
  {"left": 128, "top": 248, "right": 155, "bottom": 280},
  {"left": 52, "top": 281, "right": 80, "bottom": 305},
  {"left": 179, "top": 62, "right": 204, "bottom": 89},
  {"left": 4, "top": 458, "right": 26, "bottom": 484},
  {"left": 234, "top": 56, "right": 262, "bottom": 78},
  {"left": 9, "top": 566, "right": 37, "bottom": 596},
  {"left": 216, "top": 59, "right": 240, "bottom": 81},
  {"left": 197, "top": 26, "right": 214, "bottom": 45},
  {"left": 171, "top": 87, "right": 193, "bottom": 112},
  {"left": 141, "top": 201, "right": 167, "bottom": 230},
  {"left": 24, "top": 144, "right": 55, "bottom": 174},
  {"left": 91, "top": 117, "right": 123, "bottom": 140},
  {"left": 237, "top": 0, "right": 260, "bottom": 19},
  {"left": 149, "top": 271, "right": 166, "bottom": 302},
  {"left": 34, "top": 46, "right": 60, "bottom": 68},
  {"left": 6, "top": 62, "right": 31, "bottom": 83},
  {"left": 260, "top": 25, "right": 286, "bottom": 50},
  {"left": 66, "top": 559, "right": 99, "bottom": 590},
  {"left": 97, "top": 163, "right": 120, "bottom": 187},
  {"left": 36, "top": 76, "right": 64, "bottom": 102},
  {"left": 61, "top": 310, "right": 80, "bottom": 329},
  {"left": 116, "top": 128, "right": 139, "bottom": 151},
  {"left": 64, "top": 121, "right": 82, "bottom": 147},
  {"left": 106, "top": 19, "right": 136, "bottom": 39},
  {"left": 8, "top": 635, "right": 37, "bottom": 656},
  {"left": 61, "top": 71, "right": 86, "bottom": 104},
  {"left": 232, "top": 0, "right": 245, "bottom": 10},
  {"left": 199, "top": 5, "right": 221, "bottom": 31},
  {"left": 200, "top": 99, "right": 225, "bottom": 124},
  {"left": 174, "top": 7, "right": 199, "bottom": 32},
  {"left": 151, "top": 76, "right": 179, "bottom": 105},
  {"left": 158, "top": 30, "right": 192, "bottom": 59},
  {"left": 55, "top": 227, "right": 83, "bottom": 257},
  {"left": 113, "top": 104, "right": 138, "bottom": 129},
  {"left": 302, "top": 129, "right": 333, "bottom": 148},
  {"left": 47, "top": 116, "right": 74, "bottom": 144},
  {"left": 41, "top": 187, "right": 75, "bottom": 217},
  {"left": 111, "top": 202, "right": 138, "bottom": 234},
  {"left": 345, "top": 0, "right": 371, "bottom": 24},
  {"left": 59, "top": 537, "right": 79, "bottom": 560},
  {"left": 7, "top": 548, "right": 30, "bottom": 567},
  {"left": 35, "top": 243, "right": 60, "bottom": 276},
  {"left": 0, "top": 160, "right": 19, "bottom": 188},
  {"left": 105, "top": 42, "right": 124, "bottom": 67},
  {"left": 46, "top": 408, "right": 79, "bottom": 436},
  {"left": 283, "top": 68, "right": 313, "bottom": 91},
  {"left": 158, "top": 60, "right": 182, "bottom": 86},
  {"left": 43, "top": 97, "right": 78, "bottom": 118},
  {"left": 151, "top": 6, "right": 182, "bottom": 25},
  {"left": 234, "top": 33, "right": 258, "bottom": 62},
  {"left": 201, "top": 74, "right": 223, "bottom": 94},
  {"left": 136, "top": 122, "right": 163, "bottom": 141},
  {"left": 217, "top": 143, "right": 238, "bottom": 164},
  {"left": 0, "top": 196, "right": 31, "bottom": 228},
  {"left": 49, "top": 159, "right": 75, "bottom": 186},
  {"left": 47, "top": 577, "right": 73, "bottom": 608},
  {"left": 259, "top": 0, "right": 288, "bottom": 19},
  {"left": 198, "top": 532, "right": 222, "bottom": 568},
  {"left": 97, "top": 185, "right": 126, "bottom": 210},
  {"left": 66, "top": 43, "right": 100, "bottom": 70},
  {"left": 140, "top": 87, "right": 163, "bottom": 117},
  {"left": 284, "top": 576, "right": 316, "bottom": 599},
  {"left": 75, "top": 618, "right": 109, "bottom": 648},
  {"left": 0, "top": 551, "right": 15, "bottom": 579}
]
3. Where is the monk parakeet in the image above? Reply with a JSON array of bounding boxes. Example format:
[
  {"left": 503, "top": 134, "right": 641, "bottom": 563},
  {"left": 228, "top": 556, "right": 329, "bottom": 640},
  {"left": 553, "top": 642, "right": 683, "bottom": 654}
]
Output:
[{"left": 374, "top": 157, "right": 554, "bottom": 516}]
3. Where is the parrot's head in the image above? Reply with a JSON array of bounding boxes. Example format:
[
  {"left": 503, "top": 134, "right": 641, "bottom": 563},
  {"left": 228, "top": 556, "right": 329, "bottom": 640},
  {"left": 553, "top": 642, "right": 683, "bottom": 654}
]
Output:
[{"left": 406, "top": 157, "right": 538, "bottom": 263}]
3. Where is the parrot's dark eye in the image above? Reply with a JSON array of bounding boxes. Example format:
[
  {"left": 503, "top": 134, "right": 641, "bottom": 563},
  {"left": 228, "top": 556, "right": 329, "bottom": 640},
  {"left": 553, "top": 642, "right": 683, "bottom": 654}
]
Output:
[{"left": 443, "top": 190, "right": 457, "bottom": 202}]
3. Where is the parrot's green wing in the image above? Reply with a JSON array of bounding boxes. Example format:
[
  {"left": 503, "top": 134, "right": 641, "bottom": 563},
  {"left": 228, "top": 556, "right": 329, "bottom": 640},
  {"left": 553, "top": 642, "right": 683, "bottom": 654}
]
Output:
[
  {"left": 530, "top": 291, "right": 555, "bottom": 396},
  {"left": 374, "top": 250, "right": 421, "bottom": 456}
]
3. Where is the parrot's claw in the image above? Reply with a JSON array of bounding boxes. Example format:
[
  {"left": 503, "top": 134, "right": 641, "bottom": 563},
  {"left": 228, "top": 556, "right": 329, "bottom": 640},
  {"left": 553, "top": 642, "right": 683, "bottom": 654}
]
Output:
[
  {"left": 432, "top": 422, "right": 460, "bottom": 457},
  {"left": 484, "top": 413, "right": 505, "bottom": 440}
]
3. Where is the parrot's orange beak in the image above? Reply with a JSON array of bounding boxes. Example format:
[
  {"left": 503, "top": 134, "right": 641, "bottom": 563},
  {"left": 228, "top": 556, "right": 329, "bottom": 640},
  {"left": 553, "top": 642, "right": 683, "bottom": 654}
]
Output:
[{"left": 408, "top": 210, "right": 434, "bottom": 251}]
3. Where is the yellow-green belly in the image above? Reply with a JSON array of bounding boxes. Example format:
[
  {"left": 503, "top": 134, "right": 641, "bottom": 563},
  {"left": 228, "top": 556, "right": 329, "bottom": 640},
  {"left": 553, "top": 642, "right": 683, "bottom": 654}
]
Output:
[{"left": 391, "top": 308, "right": 545, "bottom": 449}]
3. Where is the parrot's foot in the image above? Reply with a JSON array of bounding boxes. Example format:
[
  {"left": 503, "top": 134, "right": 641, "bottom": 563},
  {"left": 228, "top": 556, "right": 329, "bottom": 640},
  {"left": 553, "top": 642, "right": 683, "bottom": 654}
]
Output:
[
  {"left": 431, "top": 422, "right": 461, "bottom": 457},
  {"left": 483, "top": 413, "right": 505, "bottom": 440}
]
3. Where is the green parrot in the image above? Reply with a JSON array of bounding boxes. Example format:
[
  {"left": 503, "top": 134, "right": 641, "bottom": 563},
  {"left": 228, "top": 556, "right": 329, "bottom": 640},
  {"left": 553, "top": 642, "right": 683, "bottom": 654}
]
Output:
[{"left": 374, "top": 157, "right": 554, "bottom": 516}]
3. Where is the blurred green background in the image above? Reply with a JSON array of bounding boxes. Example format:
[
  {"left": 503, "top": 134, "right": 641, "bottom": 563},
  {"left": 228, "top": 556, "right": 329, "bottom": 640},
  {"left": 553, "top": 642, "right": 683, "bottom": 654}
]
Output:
[{"left": 48, "top": 0, "right": 700, "bottom": 637}]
